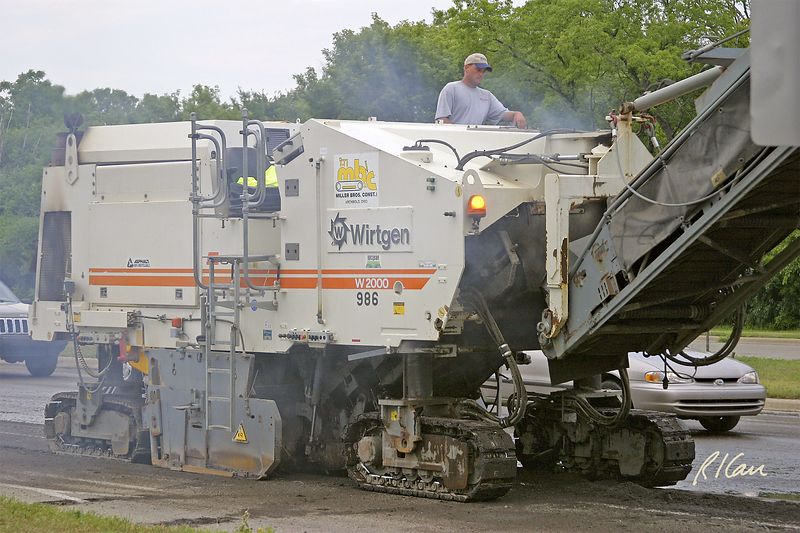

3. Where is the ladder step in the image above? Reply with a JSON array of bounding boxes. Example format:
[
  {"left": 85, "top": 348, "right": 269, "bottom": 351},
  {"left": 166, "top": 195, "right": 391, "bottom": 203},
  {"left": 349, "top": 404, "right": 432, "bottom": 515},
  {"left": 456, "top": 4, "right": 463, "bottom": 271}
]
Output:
[
  {"left": 208, "top": 396, "right": 231, "bottom": 402},
  {"left": 207, "top": 368, "right": 231, "bottom": 374},
  {"left": 208, "top": 424, "right": 232, "bottom": 431},
  {"left": 211, "top": 312, "right": 235, "bottom": 317}
]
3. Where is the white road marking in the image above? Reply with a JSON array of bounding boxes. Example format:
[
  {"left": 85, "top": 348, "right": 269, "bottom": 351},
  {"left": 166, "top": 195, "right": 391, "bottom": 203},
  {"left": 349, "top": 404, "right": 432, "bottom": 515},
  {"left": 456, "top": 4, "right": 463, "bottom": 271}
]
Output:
[
  {"left": 33, "top": 473, "right": 165, "bottom": 493},
  {"left": 0, "top": 431, "right": 45, "bottom": 439},
  {"left": 0, "top": 482, "right": 87, "bottom": 503}
]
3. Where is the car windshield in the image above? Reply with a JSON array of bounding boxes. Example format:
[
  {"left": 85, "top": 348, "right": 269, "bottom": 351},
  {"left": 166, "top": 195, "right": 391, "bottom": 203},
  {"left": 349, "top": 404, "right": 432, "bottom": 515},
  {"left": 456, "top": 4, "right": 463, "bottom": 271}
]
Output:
[{"left": 0, "top": 281, "right": 20, "bottom": 303}]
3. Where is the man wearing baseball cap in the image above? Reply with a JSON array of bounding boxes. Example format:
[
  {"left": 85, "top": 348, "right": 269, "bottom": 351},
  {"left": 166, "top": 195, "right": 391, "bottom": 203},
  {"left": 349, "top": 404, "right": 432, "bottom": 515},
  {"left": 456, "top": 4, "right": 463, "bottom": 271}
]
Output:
[{"left": 435, "top": 53, "right": 527, "bottom": 128}]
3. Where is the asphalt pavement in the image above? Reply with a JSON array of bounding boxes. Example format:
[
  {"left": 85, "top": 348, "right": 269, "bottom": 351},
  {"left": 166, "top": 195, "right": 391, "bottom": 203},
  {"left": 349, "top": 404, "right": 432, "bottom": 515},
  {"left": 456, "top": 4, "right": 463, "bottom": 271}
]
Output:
[{"left": 1, "top": 355, "right": 798, "bottom": 531}]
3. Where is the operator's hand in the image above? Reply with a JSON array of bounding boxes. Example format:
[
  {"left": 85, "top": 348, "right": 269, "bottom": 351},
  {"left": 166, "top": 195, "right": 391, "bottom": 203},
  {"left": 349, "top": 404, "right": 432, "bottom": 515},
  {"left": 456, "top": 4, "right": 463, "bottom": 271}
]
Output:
[{"left": 511, "top": 111, "right": 527, "bottom": 129}]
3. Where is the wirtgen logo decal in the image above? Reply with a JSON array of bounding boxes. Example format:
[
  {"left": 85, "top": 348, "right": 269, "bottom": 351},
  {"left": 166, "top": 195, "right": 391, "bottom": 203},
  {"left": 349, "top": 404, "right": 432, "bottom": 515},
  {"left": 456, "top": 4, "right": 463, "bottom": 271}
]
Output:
[
  {"left": 328, "top": 213, "right": 349, "bottom": 250},
  {"left": 328, "top": 212, "right": 410, "bottom": 251}
]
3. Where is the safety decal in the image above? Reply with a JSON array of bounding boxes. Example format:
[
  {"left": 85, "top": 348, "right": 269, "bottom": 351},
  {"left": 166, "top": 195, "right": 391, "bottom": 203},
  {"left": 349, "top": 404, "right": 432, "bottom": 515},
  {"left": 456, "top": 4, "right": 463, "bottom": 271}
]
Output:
[
  {"left": 127, "top": 258, "right": 151, "bottom": 268},
  {"left": 393, "top": 302, "right": 405, "bottom": 315},
  {"left": 233, "top": 423, "right": 248, "bottom": 443}
]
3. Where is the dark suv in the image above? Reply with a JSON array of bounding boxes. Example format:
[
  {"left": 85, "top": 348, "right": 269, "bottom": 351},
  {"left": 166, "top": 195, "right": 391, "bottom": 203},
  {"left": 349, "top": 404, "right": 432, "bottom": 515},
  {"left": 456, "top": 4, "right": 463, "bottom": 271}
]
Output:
[{"left": 0, "top": 280, "right": 67, "bottom": 376}]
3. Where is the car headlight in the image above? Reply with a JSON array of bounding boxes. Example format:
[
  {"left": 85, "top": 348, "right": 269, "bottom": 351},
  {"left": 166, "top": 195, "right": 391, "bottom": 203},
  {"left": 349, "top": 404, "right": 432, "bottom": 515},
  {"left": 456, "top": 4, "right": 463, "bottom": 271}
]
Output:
[
  {"left": 738, "top": 371, "right": 759, "bottom": 384},
  {"left": 644, "top": 371, "right": 694, "bottom": 384}
]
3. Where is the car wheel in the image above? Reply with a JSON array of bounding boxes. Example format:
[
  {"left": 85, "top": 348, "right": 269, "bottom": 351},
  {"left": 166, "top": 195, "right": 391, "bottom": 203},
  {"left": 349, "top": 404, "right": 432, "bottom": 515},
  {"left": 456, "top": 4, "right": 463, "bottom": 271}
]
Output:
[
  {"left": 122, "top": 362, "right": 143, "bottom": 385},
  {"left": 601, "top": 377, "right": 622, "bottom": 391},
  {"left": 698, "top": 415, "right": 740, "bottom": 432},
  {"left": 25, "top": 354, "right": 59, "bottom": 377}
]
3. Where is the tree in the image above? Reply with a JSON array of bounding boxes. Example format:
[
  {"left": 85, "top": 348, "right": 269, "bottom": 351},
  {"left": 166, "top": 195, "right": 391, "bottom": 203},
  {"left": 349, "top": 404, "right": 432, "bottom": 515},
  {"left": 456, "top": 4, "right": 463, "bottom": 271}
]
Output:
[
  {"left": 69, "top": 88, "right": 139, "bottom": 125},
  {"left": 180, "top": 85, "right": 239, "bottom": 120},
  {"left": 0, "top": 1, "right": 795, "bottom": 327},
  {"left": 432, "top": 0, "right": 750, "bottom": 132},
  {"left": 747, "top": 232, "right": 800, "bottom": 329},
  {"left": 261, "top": 15, "right": 459, "bottom": 122}
]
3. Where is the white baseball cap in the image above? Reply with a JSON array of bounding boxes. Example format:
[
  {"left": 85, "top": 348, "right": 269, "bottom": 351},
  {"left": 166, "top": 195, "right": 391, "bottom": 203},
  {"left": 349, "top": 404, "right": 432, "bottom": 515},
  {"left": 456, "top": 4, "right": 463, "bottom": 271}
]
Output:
[{"left": 464, "top": 53, "right": 493, "bottom": 71}]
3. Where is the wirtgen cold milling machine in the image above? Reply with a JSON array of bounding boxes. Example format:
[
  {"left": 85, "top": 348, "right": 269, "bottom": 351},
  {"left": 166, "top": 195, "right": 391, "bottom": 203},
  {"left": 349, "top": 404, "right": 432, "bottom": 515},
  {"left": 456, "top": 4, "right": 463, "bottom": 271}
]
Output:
[{"left": 32, "top": 32, "right": 800, "bottom": 500}]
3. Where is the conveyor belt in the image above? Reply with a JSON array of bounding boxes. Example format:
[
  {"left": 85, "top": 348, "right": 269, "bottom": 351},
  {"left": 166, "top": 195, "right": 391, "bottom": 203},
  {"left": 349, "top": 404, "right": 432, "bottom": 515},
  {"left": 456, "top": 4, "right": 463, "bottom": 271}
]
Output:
[{"left": 548, "top": 62, "right": 800, "bottom": 360}]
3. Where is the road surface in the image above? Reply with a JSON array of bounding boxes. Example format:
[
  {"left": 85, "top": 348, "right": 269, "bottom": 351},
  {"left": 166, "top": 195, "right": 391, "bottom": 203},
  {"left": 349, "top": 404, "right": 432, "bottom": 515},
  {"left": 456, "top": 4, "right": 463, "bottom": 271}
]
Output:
[{"left": 0, "top": 357, "right": 798, "bottom": 532}]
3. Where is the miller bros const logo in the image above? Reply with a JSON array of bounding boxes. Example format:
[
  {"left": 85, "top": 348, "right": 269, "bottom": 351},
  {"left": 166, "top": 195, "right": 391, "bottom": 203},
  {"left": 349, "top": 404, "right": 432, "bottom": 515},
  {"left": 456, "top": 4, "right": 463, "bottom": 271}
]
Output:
[{"left": 335, "top": 153, "right": 379, "bottom": 207}]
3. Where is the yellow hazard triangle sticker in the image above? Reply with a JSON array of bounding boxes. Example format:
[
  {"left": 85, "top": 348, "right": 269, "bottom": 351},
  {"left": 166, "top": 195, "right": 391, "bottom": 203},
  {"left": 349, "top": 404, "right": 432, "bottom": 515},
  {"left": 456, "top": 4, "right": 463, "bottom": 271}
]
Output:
[{"left": 233, "top": 423, "right": 248, "bottom": 443}]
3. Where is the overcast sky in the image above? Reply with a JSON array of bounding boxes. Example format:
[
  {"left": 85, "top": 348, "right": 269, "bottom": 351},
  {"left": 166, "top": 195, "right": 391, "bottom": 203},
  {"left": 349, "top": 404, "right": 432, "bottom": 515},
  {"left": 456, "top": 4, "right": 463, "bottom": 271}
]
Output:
[{"left": 1, "top": 0, "right": 456, "bottom": 99}]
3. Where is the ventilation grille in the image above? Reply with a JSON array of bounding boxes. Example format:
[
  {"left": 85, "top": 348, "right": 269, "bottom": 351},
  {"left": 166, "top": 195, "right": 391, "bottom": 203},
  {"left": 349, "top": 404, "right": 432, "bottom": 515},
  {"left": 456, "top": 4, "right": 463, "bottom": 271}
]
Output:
[
  {"left": 266, "top": 128, "right": 290, "bottom": 157},
  {"left": 37, "top": 211, "right": 71, "bottom": 301},
  {"left": 0, "top": 318, "right": 28, "bottom": 335}
]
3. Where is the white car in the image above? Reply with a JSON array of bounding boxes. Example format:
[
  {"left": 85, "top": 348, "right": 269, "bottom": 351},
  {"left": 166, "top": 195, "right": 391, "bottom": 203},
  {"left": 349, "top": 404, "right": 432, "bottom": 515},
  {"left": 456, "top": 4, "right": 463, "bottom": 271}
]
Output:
[
  {"left": 483, "top": 350, "right": 766, "bottom": 432},
  {"left": 0, "top": 280, "right": 67, "bottom": 376}
]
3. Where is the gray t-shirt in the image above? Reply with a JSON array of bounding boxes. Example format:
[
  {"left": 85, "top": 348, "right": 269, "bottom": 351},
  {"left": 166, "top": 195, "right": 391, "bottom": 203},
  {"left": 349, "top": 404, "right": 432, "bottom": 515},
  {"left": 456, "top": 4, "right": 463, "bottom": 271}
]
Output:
[{"left": 435, "top": 81, "right": 508, "bottom": 125}]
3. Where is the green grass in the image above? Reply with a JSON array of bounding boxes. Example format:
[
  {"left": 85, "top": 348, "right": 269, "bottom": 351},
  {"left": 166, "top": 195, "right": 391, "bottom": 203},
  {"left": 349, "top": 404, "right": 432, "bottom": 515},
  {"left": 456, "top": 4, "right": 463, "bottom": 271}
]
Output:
[
  {"left": 737, "top": 356, "right": 800, "bottom": 400},
  {"left": 0, "top": 496, "right": 207, "bottom": 533},
  {"left": 709, "top": 327, "right": 800, "bottom": 339},
  {"left": 0, "top": 497, "right": 272, "bottom": 533}
]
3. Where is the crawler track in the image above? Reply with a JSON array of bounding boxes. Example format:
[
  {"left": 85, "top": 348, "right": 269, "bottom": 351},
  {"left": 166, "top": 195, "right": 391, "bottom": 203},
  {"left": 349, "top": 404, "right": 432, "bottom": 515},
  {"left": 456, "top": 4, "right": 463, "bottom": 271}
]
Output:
[
  {"left": 617, "top": 410, "right": 695, "bottom": 486},
  {"left": 345, "top": 413, "right": 516, "bottom": 502},
  {"left": 517, "top": 402, "right": 694, "bottom": 487},
  {"left": 44, "top": 391, "right": 151, "bottom": 464}
]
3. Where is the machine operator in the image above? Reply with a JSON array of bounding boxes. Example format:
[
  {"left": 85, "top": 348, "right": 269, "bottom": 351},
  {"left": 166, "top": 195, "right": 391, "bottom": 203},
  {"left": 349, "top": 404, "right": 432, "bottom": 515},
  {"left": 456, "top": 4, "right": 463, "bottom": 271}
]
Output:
[
  {"left": 237, "top": 164, "right": 278, "bottom": 188},
  {"left": 435, "top": 53, "right": 527, "bottom": 128}
]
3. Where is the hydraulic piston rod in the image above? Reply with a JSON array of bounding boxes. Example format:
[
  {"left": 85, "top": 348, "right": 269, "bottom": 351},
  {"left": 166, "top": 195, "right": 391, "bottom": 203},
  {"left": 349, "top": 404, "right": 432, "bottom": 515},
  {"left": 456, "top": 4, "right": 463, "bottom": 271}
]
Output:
[{"left": 622, "top": 66, "right": 725, "bottom": 113}]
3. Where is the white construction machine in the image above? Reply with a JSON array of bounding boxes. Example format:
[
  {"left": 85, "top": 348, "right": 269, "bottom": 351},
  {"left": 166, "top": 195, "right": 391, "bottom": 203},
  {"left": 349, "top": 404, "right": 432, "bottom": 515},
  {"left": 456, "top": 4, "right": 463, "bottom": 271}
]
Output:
[{"left": 31, "top": 22, "right": 799, "bottom": 501}]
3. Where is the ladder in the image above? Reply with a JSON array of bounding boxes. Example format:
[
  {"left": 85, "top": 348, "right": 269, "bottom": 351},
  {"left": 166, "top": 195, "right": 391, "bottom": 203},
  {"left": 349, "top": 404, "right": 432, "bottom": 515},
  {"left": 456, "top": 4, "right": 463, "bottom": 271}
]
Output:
[
  {"left": 187, "top": 112, "right": 282, "bottom": 439},
  {"left": 203, "top": 257, "right": 241, "bottom": 433}
]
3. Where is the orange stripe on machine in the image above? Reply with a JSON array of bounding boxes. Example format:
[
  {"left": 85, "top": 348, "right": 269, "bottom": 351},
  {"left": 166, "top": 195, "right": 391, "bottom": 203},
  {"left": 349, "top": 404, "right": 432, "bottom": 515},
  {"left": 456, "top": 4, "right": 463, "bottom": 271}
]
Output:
[
  {"left": 88, "top": 268, "right": 436, "bottom": 275},
  {"left": 88, "top": 270, "right": 434, "bottom": 290}
]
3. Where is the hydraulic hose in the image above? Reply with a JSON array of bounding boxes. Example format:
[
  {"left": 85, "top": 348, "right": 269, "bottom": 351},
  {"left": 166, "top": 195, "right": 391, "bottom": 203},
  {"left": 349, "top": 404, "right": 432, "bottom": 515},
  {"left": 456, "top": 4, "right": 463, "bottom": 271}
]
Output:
[
  {"left": 458, "top": 289, "right": 527, "bottom": 428},
  {"left": 665, "top": 305, "right": 746, "bottom": 367},
  {"left": 65, "top": 294, "right": 114, "bottom": 393},
  {"left": 455, "top": 129, "right": 580, "bottom": 170},
  {"left": 567, "top": 368, "right": 632, "bottom": 428}
]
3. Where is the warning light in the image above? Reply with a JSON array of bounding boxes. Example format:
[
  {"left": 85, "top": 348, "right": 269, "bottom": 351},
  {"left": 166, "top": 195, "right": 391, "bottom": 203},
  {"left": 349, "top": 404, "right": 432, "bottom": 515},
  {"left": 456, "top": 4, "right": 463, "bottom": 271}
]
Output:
[{"left": 467, "top": 194, "right": 486, "bottom": 217}]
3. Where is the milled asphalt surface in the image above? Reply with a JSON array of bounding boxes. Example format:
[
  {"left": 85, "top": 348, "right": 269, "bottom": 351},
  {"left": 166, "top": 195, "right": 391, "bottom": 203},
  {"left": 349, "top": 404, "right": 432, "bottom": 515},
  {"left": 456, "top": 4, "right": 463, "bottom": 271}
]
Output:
[{"left": 0, "top": 348, "right": 798, "bottom": 531}]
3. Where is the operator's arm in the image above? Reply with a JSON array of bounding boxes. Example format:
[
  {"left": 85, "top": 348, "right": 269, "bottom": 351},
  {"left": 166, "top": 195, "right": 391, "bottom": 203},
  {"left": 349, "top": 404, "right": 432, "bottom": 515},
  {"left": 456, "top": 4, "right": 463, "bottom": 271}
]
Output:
[
  {"left": 501, "top": 110, "right": 527, "bottom": 129},
  {"left": 435, "top": 83, "right": 454, "bottom": 123}
]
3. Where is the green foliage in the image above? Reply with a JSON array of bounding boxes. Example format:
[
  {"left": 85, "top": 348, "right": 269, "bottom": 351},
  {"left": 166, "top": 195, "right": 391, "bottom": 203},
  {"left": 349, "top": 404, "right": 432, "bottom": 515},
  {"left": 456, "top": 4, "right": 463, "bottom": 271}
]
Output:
[
  {"left": 234, "top": 510, "right": 274, "bottom": 533},
  {"left": 431, "top": 0, "right": 750, "bottom": 132},
  {"left": 180, "top": 85, "right": 240, "bottom": 120},
  {"left": 0, "top": 0, "right": 795, "bottom": 326},
  {"left": 0, "top": 215, "right": 38, "bottom": 301},
  {"left": 0, "top": 73, "right": 196, "bottom": 297},
  {"left": 261, "top": 15, "right": 458, "bottom": 122},
  {"left": 746, "top": 231, "right": 800, "bottom": 330}
]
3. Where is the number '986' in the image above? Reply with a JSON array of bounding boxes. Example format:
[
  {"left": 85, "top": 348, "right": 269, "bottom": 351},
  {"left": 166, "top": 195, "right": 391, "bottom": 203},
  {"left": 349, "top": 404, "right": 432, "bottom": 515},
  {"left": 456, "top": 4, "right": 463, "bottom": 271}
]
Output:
[{"left": 356, "top": 292, "right": 379, "bottom": 306}]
